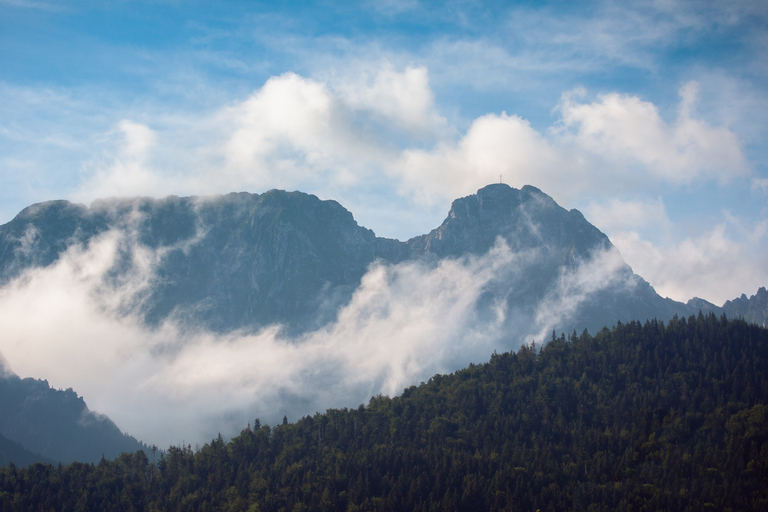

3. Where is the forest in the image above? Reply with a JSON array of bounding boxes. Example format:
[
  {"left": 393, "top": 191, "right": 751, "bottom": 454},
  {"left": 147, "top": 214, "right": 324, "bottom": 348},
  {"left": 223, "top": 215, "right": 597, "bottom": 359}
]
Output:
[{"left": 0, "top": 313, "right": 766, "bottom": 511}]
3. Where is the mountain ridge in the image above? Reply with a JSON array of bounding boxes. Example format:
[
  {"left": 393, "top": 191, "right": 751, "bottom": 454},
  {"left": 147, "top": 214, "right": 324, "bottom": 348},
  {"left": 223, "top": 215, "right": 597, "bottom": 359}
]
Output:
[{"left": 0, "top": 184, "right": 762, "bottom": 336}]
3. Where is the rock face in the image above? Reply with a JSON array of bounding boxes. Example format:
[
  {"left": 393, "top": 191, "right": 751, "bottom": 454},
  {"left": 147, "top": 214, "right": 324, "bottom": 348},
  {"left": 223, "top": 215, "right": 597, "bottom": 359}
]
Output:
[{"left": 0, "top": 184, "right": 755, "bottom": 337}]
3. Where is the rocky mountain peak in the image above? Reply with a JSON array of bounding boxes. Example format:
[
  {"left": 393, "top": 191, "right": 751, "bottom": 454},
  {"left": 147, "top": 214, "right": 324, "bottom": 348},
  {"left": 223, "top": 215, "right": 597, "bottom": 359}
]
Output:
[{"left": 408, "top": 183, "right": 612, "bottom": 261}]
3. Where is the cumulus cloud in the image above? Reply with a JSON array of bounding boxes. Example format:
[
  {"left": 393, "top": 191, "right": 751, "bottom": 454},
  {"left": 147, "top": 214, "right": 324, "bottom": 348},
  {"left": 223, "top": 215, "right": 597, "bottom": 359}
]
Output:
[
  {"left": 329, "top": 62, "right": 446, "bottom": 138},
  {"left": 221, "top": 65, "right": 446, "bottom": 193},
  {"left": 555, "top": 82, "right": 749, "bottom": 184},
  {"left": 395, "top": 112, "right": 563, "bottom": 205},
  {"left": 68, "top": 66, "right": 750, "bottom": 225}
]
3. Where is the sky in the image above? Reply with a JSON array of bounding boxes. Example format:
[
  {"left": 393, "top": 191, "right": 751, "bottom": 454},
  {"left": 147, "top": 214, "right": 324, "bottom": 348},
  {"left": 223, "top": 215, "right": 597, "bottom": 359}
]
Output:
[
  {"left": 1, "top": 0, "right": 767, "bottom": 304},
  {"left": 1, "top": 0, "right": 768, "bottom": 446}
]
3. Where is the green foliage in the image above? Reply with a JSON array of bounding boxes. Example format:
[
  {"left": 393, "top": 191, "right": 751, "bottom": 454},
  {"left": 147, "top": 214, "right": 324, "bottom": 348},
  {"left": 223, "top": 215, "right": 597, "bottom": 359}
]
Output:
[{"left": 2, "top": 314, "right": 768, "bottom": 511}]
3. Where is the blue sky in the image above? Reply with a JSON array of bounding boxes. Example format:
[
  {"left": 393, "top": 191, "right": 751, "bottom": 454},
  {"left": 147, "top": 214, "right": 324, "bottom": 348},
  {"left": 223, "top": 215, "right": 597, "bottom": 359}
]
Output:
[{"left": 2, "top": 0, "right": 767, "bottom": 304}]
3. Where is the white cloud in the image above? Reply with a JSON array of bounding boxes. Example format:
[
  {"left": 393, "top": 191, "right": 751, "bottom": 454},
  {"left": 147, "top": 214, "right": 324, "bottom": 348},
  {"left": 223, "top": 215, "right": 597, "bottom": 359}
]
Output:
[
  {"left": 328, "top": 62, "right": 447, "bottom": 138},
  {"left": 46, "top": 67, "right": 750, "bottom": 226},
  {"left": 610, "top": 221, "right": 768, "bottom": 304},
  {"left": 220, "top": 69, "right": 441, "bottom": 195},
  {"left": 583, "top": 197, "right": 671, "bottom": 233},
  {"left": 531, "top": 246, "right": 637, "bottom": 341},
  {"left": 78, "top": 120, "right": 164, "bottom": 199},
  {"left": 0, "top": 233, "right": 516, "bottom": 446},
  {"left": 555, "top": 82, "right": 749, "bottom": 184},
  {"left": 394, "top": 112, "right": 564, "bottom": 205},
  {"left": 116, "top": 120, "right": 156, "bottom": 159}
]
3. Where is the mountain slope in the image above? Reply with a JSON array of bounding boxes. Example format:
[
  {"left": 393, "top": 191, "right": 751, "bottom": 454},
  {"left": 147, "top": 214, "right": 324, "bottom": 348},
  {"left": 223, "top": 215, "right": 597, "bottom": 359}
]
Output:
[
  {"left": 408, "top": 184, "right": 693, "bottom": 334},
  {"left": 0, "top": 190, "right": 409, "bottom": 334}
]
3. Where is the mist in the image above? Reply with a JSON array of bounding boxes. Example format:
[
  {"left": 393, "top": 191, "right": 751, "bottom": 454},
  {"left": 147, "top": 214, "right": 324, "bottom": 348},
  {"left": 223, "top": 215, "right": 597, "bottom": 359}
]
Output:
[{"left": 0, "top": 225, "right": 633, "bottom": 448}]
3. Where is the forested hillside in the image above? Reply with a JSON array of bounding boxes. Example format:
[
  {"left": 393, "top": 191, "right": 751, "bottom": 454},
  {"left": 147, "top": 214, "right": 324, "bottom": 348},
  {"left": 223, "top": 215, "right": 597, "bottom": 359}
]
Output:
[{"left": 1, "top": 313, "right": 767, "bottom": 511}]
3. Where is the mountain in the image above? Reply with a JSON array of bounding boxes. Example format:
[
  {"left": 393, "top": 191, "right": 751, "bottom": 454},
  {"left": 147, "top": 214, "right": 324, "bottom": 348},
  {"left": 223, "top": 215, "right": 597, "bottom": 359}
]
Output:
[
  {"left": 0, "top": 184, "right": 711, "bottom": 339},
  {"left": 0, "top": 190, "right": 407, "bottom": 335},
  {"left": 0, "top": 183, "right": 764, "bottom": 467},
  {"left": 2, "top": 314, "right": 767, "bottom": 510},
  {"left": 407, "top": 184, "right": 692, "bottom": 335},
  {"left": 0, "top": 371, "right": 147, "bottom": 464}
]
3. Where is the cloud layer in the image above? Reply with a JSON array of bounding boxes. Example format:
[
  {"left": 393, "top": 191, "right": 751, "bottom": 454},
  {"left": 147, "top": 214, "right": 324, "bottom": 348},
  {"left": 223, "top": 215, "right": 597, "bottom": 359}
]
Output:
[{"left": 0, "top": 220, "right": 635, "bottom": 447}]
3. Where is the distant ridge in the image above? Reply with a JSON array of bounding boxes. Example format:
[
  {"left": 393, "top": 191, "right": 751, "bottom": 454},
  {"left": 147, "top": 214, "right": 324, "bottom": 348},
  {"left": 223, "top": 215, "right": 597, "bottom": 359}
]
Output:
[
  {"left": 722, "top": 286, "right": 768, "bottom": 327},
  {"left": 0, "top": 371, "right": 147, "bottom": 464},
  {"left": 0, "top": 431, "right": 53, "bottom": 467}
]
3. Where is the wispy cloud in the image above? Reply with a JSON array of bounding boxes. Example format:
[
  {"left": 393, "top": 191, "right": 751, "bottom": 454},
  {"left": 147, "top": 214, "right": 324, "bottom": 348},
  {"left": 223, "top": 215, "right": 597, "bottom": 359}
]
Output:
[
  {"left": 0, "top": 0, "right": 62, "bottom": 11},
  {"left": 0, "top": 217, "right": 640, "bottom": 447},
  {"left": 554, "top": 82, "right": 749, "bottom": 184},
  {"left": 607, "top": 217, "right": 768, "bottom": 304}
]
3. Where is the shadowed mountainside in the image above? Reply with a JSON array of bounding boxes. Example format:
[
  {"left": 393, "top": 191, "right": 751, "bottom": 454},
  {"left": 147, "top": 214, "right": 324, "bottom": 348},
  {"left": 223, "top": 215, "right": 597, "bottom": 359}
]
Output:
[{"left": 0, "top": 372, "right": 147, "bottom": 465}]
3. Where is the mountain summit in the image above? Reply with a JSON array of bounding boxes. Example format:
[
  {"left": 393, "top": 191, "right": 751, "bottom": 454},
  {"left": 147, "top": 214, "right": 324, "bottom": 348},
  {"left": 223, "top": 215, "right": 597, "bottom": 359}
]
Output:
[{"left": 409, "top": 184, "right": 611, "bottom": 259}]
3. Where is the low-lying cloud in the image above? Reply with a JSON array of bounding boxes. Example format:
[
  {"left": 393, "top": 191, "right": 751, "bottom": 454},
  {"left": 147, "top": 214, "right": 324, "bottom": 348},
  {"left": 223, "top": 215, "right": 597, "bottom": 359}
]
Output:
[{"left": 0, "top": 224, "right": 634, "bottom": 448}]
